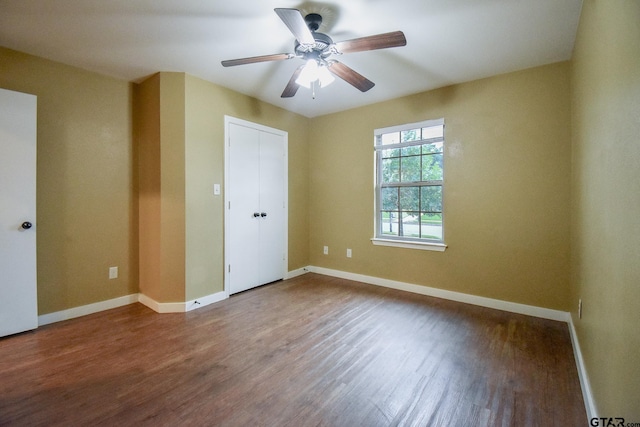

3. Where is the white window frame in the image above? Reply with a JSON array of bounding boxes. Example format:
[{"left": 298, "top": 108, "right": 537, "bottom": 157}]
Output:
[{"left": 372, "top": 118, "right": 447, "bottom": 252}]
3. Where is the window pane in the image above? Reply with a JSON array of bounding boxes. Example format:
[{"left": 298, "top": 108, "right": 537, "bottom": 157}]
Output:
[
  {"left": 381, "top": 187, "right": 398, "bottom": 210},
  {"left": 422, "top": 125, "right": 444, "bottom": 139},
  {"left": 381, "top": 148, "right": 401, "bottom": 158},
  {"left": 422, "top": 141, "right": 443, "bottom": 154},
  {"left": 400, "top": 156, "right": 421, "bottom": 182},
  {"left": 420, "top": 214, "right": 443, "bottom": 240},
  {"left": 401, "top": 128, "right": 420, "bottom": 142},
  {"left": 421, "top": 153, "right": 443, "bottom": 181},
  {"left": 381, "top": 132, "right": 400, "bottom": 145},
  {"left": 420, "top": 186, "right": 442, "bottom": 212},
  {"left": 381, "top": 158, "right": 399, "bottom": 183},
  {"left": 402, "top": 212, "right": 421, "bottom": 238},
  {"left": 401, "top": 145, "right": 420, "bottom": 156},
  {"left": 380, "top": 211, "right": 399, "bottom": 236},
  {"left": 400, "top": 186, "right": 419, "bottom": 211}
]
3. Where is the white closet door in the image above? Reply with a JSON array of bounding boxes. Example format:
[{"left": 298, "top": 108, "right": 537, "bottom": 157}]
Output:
[
  {"left": 0, "top": 88, "right": 38, "bottom": 337},
  {"left": 228, "top": 123, "right": 261, "bottom": 294},
  {"left": 226, "top": 119, "right": 287, "bottom": 295},
  {"left": 258, "top": 131, "right": 285, "bottom": 285}
]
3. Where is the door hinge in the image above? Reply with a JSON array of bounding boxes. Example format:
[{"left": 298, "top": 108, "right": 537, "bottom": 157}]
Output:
[
  {"left": 228, "top": 264, "right": 231, "bottom": 273},
  {"left": 228, "top": 201, "right": 231, "bottom": 209}
]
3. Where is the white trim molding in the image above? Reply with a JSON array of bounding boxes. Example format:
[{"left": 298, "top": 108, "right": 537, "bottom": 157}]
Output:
[
  {"left": 285, "top": 267, "right": 310, "bottom": 279},
  {"left": 186, "top": 292, "right": 228, "bottom": 312},
  {"left": 138, "top": 291, "right": 227, "bottom": 314},
  {"left": 307, "top": 266, "right": 570, "bottom": 322},
  {"left": 568, "top": 315, "right": 598, "bottom": 420},
  {"left": 38, "top": 291, "right": 230, "bottom": 326},
  {"left": 38, "top": 294, "right": 139, "bottom": 326},
  {"left": 371, "top": 238, "right": 447, "bottom": 252}
]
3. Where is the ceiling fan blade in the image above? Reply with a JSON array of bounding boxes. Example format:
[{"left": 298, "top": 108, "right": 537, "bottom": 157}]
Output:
[
  {"left": 328, "top": 61, "right": 375, "bottom": 92},
  {"left": 221, "top": 53, "right": 294, "bottom": 67},
  {"left": 335, "top": 31, "right": 407, "bottom": 54},
  {"left": 274, "top": 8, "right": 315, "bottom": 45},
  {"left": 281, "top": 66, "right": 304, "bottom": 98}
]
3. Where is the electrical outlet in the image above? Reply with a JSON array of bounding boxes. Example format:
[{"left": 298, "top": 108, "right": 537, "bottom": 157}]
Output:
[
  {"left": 323, "top": 246, "right": 329, "bottom": 255},
  {"left": 578, "top": 298, "right": 582, "bottom": 319},
  {"left": 346, "top": 248, "right": 352, "bottom": 258},
  {"left": 109, "top": 266, "right": 118, "bottom": 280}
]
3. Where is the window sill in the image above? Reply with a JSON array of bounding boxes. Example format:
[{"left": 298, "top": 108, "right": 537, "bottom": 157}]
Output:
[{"left": 371, "top": 238, "right": 447, "bottom": 252}]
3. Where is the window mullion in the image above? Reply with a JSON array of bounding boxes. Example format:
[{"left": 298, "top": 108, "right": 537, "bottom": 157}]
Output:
[
  {"left": 381, "top": 181, "right": 442, "bottom": 188},
  {"left": 374, "top": 137, "right": 444, "bottom": 152}
]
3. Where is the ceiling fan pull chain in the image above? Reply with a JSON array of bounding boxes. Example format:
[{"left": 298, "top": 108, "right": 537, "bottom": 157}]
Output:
[{"left": 312, "top": 81, "right": 316, "bottom": 99}]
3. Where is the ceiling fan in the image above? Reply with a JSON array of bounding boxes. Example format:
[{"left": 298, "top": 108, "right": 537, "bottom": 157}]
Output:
[{"left": 221, "top": 8, "right": 407, "bottom": 98}]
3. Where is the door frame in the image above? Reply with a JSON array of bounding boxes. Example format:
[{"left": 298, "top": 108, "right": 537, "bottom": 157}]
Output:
[{"left": 223, "top": 115, "right": 288, "bottom": 297}]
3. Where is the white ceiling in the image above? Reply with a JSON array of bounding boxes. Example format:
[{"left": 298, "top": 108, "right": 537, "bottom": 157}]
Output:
[{"left": 0, "top": 0, "right": 583, "bottom": 118}]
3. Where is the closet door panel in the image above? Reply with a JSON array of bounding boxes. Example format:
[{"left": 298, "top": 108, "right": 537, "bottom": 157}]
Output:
[
  {"left": 228, "top": 123, "right": 261, "bottom": 294},
  {"left": 258, "top": 131, "right": 286, "bottom": 285}
]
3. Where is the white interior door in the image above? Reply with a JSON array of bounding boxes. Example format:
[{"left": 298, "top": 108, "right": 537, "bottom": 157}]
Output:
[
  {"left": 0, "top": 88, "right": 38, "bottom": 337},
  {"left": 225, "top": 118, "right": 287, "bottom": 295},
  {"left": 258, "top": 131, "right": 285, "bottom": 285},
  {"left": 228, "top": 123, "right": 262, "bottom": 294}
]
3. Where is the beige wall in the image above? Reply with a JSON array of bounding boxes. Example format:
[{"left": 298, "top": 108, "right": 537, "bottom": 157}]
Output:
[
  {"left": 309, "top": 62, "right": 573, "bottom": 310},
  {"left": 571, "top": 0, "right": 640, "bottom": 419},
  {"left": 136, "top": 74, "right": 162, "bottom": 302},
  {"left": 136, "top": 72, "right": 311, "bottom": 303},
  {"left": 0, "top": 44, "right": 573, "bottom": 316},
  {"left": 0, "top": 47, "right": 137, "bottom": 315},
  {"left": 182, "top": 74, "right": 311, "bottom": 300},
  {"left": 0, "top": 45, "right": 310, "bottom": 310},
  {"left": 136, "top": 72, "right": 187, "bottom": 303}
]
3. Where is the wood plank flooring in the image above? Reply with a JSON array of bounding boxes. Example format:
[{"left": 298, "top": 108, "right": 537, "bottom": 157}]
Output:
[{"left": 0, "top": 273, "right": 586, "bottom": 426}]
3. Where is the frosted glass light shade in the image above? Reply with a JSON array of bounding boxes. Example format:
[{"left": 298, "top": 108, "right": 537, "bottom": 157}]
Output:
[{"left": 296, "top": 60, "right": 335, "bottom": 88}]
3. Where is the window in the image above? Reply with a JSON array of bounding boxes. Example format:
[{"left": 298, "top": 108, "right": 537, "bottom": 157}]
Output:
[{"left": 373, "top": 119, "right": 445, "bottom": 251}]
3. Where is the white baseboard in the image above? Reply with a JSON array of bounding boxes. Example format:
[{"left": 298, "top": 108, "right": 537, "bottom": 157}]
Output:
[
  {"left": 138, "top": 291, "right": 227, "bottom": 313},
  {"left": 568, "top": 314, "right": 598, "bottom": 420},
  {"left": 185, "top": 291, "right": 228, "bottom": 312},
  {"left": 38, "top": 294, "right": 139, "bottom": 326},
  {"left": 307, "top": 266, "right": 570, "bottom": 322},
  {"left": 285, "top": 266, "right": 310, "bottom": 279},
  {"left": 38, "top": 290, "right": 230, "bottom": 324}
]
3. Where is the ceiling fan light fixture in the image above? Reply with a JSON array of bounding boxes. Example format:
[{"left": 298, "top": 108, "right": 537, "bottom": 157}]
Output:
[
  {"left": 295, "top": 59, "right": 318, "bottom": 88},
  {"left": 296, "top": 59, "right": 335, "bottom": 89},
  {"left": 318, "top": 65, "right": 335, "bottom": 87}
]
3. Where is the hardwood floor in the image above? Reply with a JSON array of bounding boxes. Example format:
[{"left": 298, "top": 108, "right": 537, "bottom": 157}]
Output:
[{"left": 0, "top": 273, "right": 586, "bottom": 426}]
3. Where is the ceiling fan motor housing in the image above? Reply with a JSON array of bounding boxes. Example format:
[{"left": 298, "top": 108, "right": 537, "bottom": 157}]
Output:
[{"left": 294, "top": 32, "right": 334, "bottom": 59}]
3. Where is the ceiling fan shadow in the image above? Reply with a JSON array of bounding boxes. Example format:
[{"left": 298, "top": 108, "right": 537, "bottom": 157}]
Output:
[{"left": 296, "top": 1, "right": 341, "bottom": 33}]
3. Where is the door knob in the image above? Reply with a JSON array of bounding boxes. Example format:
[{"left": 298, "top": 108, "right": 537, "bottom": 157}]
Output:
[
  {"left": 260, "top": 212, "right": 267, "bottom": 217},
  {"left": 253, "top": 213, "right": 260, "bottom": 218},
  {"left": 21, "top": 221, "right": 33, "bottom": 230}
]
